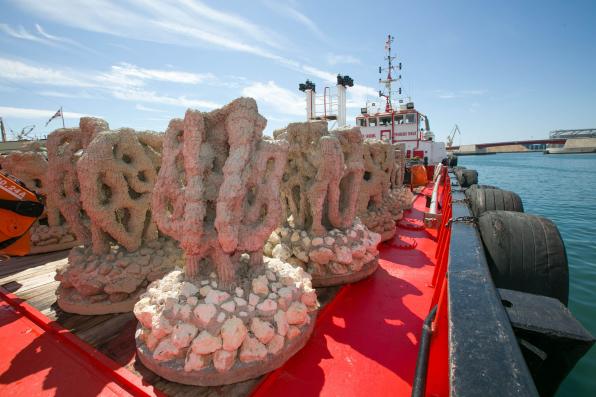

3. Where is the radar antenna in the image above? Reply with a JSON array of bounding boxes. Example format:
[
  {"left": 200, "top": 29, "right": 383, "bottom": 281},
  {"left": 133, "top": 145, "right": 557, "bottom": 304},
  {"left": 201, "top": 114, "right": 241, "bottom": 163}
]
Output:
[{"left": 378, "top": 34, "right": 402, "bottom": 112}]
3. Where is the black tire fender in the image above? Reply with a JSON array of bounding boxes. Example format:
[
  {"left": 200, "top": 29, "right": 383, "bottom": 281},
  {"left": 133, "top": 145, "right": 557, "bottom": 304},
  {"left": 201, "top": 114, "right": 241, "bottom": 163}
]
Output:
[
  {"left": 478, "top": 211, "right": 569, "bottom": 305},
  {"left": 455, "top": 168, "right": 478, "bottom": 187},
  {"left": 466, "top": 187, "right": 524, "bottom": 217}
]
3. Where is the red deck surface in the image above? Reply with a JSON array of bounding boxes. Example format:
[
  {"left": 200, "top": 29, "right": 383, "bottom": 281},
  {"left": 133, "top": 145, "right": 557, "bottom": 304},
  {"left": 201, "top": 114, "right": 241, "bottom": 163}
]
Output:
[
  {"left": 253, "top": 188, "right": 437, "bottom": 397},
  {"left": 0, "top": 290, "right": 160, "bottom": 397},
  {"left": 0, "top": 187, "right": 438, "bottom": 397}
]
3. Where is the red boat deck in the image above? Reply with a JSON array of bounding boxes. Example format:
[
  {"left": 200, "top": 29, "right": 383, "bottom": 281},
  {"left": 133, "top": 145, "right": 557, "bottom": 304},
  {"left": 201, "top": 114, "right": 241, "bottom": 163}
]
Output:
[
  {"left": 254, "top": 187, "right": 436, "bottom": 396},
  {"left": 0, "top": 186, "right": 438, "bottom": 397}
]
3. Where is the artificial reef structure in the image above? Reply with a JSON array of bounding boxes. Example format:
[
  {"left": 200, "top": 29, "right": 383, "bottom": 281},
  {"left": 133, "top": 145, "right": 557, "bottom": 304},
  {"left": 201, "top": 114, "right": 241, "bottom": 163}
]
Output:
[
  {"left": 264, "top": 121, "right": 381, "bottom": 287},
  {"left": 134, "top": 98, "right": 319, "bottom": 386},
  {"left": 53, "top": 119, "right": 182, "bottom": 315},
  {"left": 0, "top": 142, "right": 78, "bottom": 253}
]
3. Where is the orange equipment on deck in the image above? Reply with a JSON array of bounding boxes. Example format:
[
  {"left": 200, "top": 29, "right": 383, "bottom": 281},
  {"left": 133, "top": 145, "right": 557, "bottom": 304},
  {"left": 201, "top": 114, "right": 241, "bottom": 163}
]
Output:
[
  {"left": 0, "top": 171, "right": 44, "bottom": 256},
  {"left": 411, "top": 164, "right": 428, "bottom": 188}
]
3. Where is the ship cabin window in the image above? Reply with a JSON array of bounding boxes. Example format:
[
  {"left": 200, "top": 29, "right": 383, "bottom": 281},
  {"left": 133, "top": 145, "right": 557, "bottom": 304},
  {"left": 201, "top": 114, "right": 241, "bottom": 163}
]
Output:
[
  {"left": 358, "top": 118, "right": 366, "bottom": 127},
  {"left": 368, "top": 117, "right": 378, "bottom": 127},
  {"left": 405, "top": 113, "right": 416, "bottom": 124},
  {"left": 379, "top": 116, "right": 392, "bottom": 126}
]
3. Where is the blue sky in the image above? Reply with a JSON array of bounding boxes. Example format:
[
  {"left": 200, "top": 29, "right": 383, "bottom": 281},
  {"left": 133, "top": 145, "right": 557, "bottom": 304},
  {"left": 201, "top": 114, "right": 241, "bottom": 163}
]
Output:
[{"left": 0, "top": 0, "right": 595, "bottom": 144}]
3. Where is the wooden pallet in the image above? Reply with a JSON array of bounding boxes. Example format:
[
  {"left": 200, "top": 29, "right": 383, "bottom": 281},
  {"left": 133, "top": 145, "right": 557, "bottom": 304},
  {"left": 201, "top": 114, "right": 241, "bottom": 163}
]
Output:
[{"left": 0, "top": 250, "right": 341, "bottom": 397}]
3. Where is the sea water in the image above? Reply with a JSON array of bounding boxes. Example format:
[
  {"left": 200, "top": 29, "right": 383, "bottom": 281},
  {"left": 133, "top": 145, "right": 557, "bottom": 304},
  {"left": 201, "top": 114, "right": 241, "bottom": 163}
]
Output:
[{"left": 458, "top": 152, "right": 596, "bottom": 396}]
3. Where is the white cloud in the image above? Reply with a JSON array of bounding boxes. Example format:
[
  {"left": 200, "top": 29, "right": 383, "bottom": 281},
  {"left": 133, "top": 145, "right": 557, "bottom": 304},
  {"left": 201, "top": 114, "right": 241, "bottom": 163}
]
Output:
[
  {"left": 13, "top": 0, "right": 284, "bottom": 57},
  {"left": 347, "top": 84, "right": 379, "bottom": 108},
  {"left": 177, "top": 0, "right": 283, "bottom": 48},
  {"left": 327, "top": 53, "right": 361, "bottom": 65},
  {"left": 34, "top": 24, "right": 87, "bottom": 50},
  {"left": 0, "top": 23, "right": 54, "bottom": 45},
  {"left": 301, "top": 65, "right": 337, "bottom": 83},
  {"left": 0, "top": 23, "right": 88, "bottom": 51},
  {"left": 262, "top": 1, "right": 327, "bottom": 41},
  {"left": 0, "top": 105, "right": 96, "bottom": 119},
  {"left": 12, "top": 0, "right": 342, "bottom": 86},
  {"left": 242, "top": 81, "right": 304, "bottom": 116},
  {"left": 0, "top": 57, "right": 92, "bottom": 87},
  {"left": 110, "top": 63, "right": 215, "bottom": 85},
  {"left": 135, "top": 104, "right": 167, "bottom": 113},
  {"left": 112, "top": 88, "right": 220, "bottom": 110},
  {"left": 38, "top": 90, "right": 95, "bottom": 99},
  {"left": 0, "top": 56, "right": 221, "bottom": 110}
]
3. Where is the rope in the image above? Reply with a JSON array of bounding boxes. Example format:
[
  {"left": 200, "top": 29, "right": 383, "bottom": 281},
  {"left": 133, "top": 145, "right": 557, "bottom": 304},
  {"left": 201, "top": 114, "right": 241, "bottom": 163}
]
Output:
[{"left": 446, "top": 216, "right": 478, "bottom": 227}]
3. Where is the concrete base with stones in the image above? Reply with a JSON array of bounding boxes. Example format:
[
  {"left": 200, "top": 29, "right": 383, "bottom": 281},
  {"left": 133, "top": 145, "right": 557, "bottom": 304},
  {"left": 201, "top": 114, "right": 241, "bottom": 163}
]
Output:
[{"left": 55, "top": 237, "right": 182, "bottom": 314}]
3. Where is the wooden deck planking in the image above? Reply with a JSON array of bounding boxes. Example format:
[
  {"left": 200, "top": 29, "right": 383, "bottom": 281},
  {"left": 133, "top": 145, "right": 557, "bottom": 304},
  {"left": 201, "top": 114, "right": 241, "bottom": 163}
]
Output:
[{"left": 0, "top": 250, "right": 342, "bottom": 397}]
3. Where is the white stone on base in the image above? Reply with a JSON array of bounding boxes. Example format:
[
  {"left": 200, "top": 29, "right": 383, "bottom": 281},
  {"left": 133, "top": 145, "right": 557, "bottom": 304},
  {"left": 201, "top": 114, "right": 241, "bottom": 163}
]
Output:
[
  {"left": 134, "top": 256, "right": 319, "bottom": 386},
  {"left": 265, "top": 220, "right": 380, "bottom": 287},
  {"left": 55, "top": 237, "right": 183, "bottom": 314}
]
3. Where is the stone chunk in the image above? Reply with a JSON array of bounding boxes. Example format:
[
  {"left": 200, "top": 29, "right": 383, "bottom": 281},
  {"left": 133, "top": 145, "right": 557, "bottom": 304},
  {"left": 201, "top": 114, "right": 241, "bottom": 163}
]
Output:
[
  {"left": 221, "top": 300, "right": 236, "bottom": 313},
  {"left": 250, "top": 317, "right": 275, "bottom": 344},
  {"left": 334, "top": 245, "right": 353, "bottom": 265},
  {"left": 184, "top": 351, "right": 208, "bottom": 372},
  {"left": 171, "top": 323, "right": 198, "bottom": 349},
  {"left": 193, "top": 303, "right": 217, "bottom": 326},
  {"left": 204, "top": 290, "right": 231, "bottom": 305},
  {"left": 249, "top": 293, "right": 260, "bottom": 306},
  {"left": 301, "top": 290, "right": 317, "bottom": 307},
  {"left": 252, "top": 275, "right": 269, "bottom": 296},
  {"left": 153, "top": 338, "right": 178, "bottom": 361},
  {"left": 134, "top": 297, "right": 154, "bottom": 329},
  {"left": 256, "top": 299, "right": 277, "bottom": 316},
  {"left": 287, "top": 326, "right": 301, "bottom": 339},
  {"left": 180, "top": 281, "right": 199, "bottom": 297},
  {"left": 274, "top": 310, "right": 289, "bottom": 336},
  {"left": 234, "top": 297, "right": 247, "bottom": 306},
  {"left": 309, "top": 247, "right": 333, "bottom": 265},
  {"left": 221, "top": 317, "right": 247, "bottom": 351},
  {"left": 239, "top": 337, "right": 267, "bottom": 363},
  {"left": 191, "top": 330, "right": 222, "bottom": 354},
  {"left": 267, "top": 334, "right": 285, "bottom": 355},
  {"left": 213, "top": 349, "right": 236, "bottom": 373},
  {"left": 286, "top": 302, "right": 308, "bottom": 325}
]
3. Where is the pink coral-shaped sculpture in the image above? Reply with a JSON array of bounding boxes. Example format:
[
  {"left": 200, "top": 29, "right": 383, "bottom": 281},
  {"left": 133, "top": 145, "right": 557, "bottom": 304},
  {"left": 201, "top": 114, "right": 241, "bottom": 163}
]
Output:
[{"left": 152, "top": 98, "right": 288, "bottom": 286}]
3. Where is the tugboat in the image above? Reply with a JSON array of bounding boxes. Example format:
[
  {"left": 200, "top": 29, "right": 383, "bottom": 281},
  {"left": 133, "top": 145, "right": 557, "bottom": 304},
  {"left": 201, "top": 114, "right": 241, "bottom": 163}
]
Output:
[
  {"left": 299, "top": 35, "right": 446, "bottom": 165},
  {"left": 356, "top": 35, "right": 446, "bottom": 165}
]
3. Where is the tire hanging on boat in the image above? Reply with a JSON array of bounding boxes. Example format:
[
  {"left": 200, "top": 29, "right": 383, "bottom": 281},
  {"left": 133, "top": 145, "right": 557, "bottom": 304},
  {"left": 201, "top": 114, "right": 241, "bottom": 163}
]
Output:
[
  {"left": 478, "top": 210, "right": 569, "bottom": 306},
  {"left": 465, "top": 187, "right": 524, "bottom": 217},
  {"left": 454, "top": 168, "right": 478, "bottom": 187}
]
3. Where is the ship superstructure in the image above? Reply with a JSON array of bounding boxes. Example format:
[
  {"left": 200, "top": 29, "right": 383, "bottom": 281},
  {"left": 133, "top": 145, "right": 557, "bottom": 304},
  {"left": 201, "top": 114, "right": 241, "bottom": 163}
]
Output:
[
  {"left": 356, "top": 35, "right": 446, "bottom": 164},
  {"left": 299, "top": 35, "right": 447, "bottom": 165}
]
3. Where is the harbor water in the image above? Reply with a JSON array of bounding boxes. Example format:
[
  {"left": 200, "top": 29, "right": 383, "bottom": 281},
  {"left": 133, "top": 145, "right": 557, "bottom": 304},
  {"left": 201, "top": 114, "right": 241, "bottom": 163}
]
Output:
[{"left": 458, "top": 152, "right": 596, "bottom": 396}]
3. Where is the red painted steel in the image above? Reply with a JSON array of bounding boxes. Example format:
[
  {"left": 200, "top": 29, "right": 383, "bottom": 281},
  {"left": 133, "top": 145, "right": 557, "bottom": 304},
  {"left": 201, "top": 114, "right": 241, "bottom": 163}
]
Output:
[
  {"left": 0, "top": 288, "right": 162, "bottom": 397},
  {"left": 252, "top": 187, "right": 442, "bottom": 397},
  {"left": 0, "top": 177, "right": 454, "bottom": 397}
]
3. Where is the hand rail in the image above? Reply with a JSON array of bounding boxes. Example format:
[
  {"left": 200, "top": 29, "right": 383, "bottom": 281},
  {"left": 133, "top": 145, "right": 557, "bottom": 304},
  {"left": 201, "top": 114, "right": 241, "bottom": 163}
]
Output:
[{"left": 417, "top": 170, "right": 539, "bottom": 397}]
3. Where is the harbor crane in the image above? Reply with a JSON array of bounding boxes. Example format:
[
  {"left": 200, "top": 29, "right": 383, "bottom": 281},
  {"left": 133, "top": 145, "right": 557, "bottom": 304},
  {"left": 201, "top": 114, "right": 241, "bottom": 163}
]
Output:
[{"left": 447, "top": 124, "right": 461, "bottom": 148}]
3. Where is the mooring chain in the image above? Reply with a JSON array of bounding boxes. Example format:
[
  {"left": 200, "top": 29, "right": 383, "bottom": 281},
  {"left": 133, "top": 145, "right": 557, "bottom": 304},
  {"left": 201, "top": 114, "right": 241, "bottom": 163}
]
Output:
[
  {"left": 451, "top": 197, "right": 469, "bottom": 205},
  {"left": 446, "top": 216, "right": 478, "bottom": 227}
]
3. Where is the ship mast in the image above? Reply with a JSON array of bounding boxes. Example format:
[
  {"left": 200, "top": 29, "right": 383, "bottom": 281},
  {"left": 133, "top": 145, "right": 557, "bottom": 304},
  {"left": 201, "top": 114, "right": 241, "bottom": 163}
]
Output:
[
  {"left": 0, "top": 117, "right": 6, "bottom": 143},
  {"left": 378, "top": 34, "right": 402, "bottom": 112}
]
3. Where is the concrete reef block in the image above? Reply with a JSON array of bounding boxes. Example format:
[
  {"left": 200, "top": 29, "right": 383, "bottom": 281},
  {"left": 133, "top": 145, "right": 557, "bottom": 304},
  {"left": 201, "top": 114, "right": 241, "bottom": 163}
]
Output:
[
  {"left": 134, "top": 99, "right": 319, "bottom": 386},
  {"left": 269, "top": 121, "right": 380, "bottom": 286}
]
